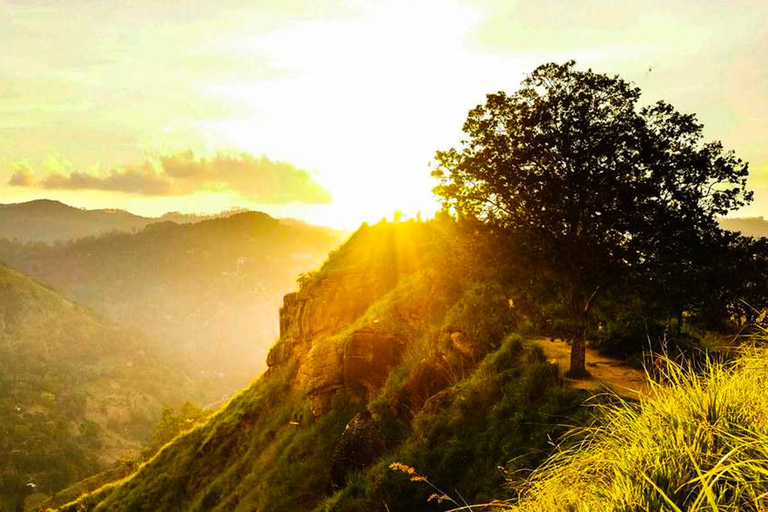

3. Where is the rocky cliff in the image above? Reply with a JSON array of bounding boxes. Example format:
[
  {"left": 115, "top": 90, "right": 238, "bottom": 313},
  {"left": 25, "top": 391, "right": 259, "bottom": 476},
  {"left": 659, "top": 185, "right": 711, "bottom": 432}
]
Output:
[
  {"left": 267, "top": 221, "right": 445, "bottom": 414},
  {"left": 53, "top": 218, "right": 587, "bottom": 512}
]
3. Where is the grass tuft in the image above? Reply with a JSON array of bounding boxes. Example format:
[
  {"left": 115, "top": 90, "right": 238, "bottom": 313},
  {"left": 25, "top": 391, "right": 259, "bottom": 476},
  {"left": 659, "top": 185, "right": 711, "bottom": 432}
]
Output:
[{"left": 503, "top": 344, "right": 768, "bottom": 512}]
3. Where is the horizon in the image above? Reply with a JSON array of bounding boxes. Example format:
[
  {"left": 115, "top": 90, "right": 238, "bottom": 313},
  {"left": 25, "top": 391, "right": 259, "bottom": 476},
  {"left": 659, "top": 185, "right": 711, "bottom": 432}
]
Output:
[
  {"left": 2, "top": 0, "right": 767, "bottom": 229},
  {"left": 2, "top": 197, "right": 768, "bottom": 231}
]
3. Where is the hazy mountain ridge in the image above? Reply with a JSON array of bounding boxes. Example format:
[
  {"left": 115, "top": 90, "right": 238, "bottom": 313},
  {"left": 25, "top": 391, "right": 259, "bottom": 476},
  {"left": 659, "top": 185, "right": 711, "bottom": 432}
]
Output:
[
  {"left": 0, "top": 211, "right": 347, "bottom": 394},
  {"left": 0, "top": 264, "right": 197, "bottom": 511},
  {"left": 0, "top": 200, "right": 246, "bottom": 243},
  {"left": 719, "top": 216, "right": 768, "bottom": 239}
]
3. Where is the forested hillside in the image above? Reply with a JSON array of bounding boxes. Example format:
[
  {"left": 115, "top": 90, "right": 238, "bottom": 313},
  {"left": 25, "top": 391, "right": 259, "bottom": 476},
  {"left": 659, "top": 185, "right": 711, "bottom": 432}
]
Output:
[
  {"left": 0, "top": 264, "right": 197, "bottom": 511},
  {"left": 0, "top": 212, "right": 346, "bottom": 394}
]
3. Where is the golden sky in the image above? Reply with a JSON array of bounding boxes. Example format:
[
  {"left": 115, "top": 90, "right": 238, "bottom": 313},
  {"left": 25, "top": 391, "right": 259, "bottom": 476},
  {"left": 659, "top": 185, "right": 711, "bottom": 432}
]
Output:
[{"left": 1, "top": 0, "right": 767, "bottom": 228}]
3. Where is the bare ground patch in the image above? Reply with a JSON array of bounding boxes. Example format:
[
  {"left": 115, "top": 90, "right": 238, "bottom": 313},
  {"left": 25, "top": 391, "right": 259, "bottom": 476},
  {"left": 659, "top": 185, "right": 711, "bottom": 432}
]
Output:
[{"left": 531, "top": 338, "right": 650, "bottom": 399}]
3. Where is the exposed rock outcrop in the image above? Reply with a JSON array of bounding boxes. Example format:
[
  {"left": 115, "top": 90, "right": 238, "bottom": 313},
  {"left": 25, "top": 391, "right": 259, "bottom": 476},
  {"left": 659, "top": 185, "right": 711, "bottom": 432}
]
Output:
[
  {"left": 267, "top": 225, "right": 420, "bottom": 415},
  {"left": 266, "top": 221, "right": 482, "bottom": 416},
  {"left": 330, "top": 411, "right": 385, "bottom": 489},
  {"left": 294, "top": 329, "right": 405, "bottom": 415},
  {"left": 268, "top": 267, "right": 397, "bottom": 372}
]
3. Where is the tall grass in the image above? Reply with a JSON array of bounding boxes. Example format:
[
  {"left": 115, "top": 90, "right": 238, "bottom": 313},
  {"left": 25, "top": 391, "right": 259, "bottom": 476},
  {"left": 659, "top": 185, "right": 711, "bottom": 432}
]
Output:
[{"left": 504, "top": 344, "right": 768, "bottom": 511}]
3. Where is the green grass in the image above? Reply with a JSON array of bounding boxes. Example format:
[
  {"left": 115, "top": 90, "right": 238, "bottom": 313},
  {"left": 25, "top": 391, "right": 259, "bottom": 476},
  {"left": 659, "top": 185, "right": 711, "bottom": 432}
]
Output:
[
  {"left": 314, "top": 335, "right": 589, "bottom": 512},
  {"left": 504, "top": 344, "right": 768, "bottom": 512},
  {"left": 50, "top": 250, "right": 584, "bottom": 511}
]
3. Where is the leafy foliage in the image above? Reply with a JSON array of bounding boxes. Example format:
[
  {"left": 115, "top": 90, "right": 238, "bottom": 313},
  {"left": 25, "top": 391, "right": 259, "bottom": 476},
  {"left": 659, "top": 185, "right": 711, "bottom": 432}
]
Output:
[{"left": 432, "top": 61, "right": 753, "bottom": 375}]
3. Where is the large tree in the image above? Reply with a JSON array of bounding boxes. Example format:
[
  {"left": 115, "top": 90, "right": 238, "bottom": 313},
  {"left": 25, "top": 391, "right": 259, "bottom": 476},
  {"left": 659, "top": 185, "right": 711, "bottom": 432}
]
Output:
[{"left": 432, "top": 61, "right": 752, "bottom": 377}]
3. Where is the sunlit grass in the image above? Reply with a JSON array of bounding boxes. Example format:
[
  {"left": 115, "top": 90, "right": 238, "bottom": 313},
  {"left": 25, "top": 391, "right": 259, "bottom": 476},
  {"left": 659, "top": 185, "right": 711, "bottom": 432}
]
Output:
[{"left": 502, "top": 343, "right": 768, "bottom": 512}]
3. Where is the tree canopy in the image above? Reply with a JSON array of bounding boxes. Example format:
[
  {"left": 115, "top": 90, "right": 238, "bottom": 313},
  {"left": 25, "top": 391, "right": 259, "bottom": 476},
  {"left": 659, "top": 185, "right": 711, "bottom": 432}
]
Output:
[{"left": 432, "top": 61, "right": 753, "bottom": 376}]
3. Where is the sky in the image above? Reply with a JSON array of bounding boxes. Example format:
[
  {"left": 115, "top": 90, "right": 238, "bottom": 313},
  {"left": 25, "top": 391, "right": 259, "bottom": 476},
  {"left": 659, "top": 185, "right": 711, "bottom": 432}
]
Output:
[{"left": 1, "top": 0, "right": 767, "bottom": 228}]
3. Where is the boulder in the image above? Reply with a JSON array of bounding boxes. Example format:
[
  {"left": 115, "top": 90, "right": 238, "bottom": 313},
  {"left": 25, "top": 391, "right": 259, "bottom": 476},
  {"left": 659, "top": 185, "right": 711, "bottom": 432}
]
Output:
[{"left": 330, "top": 411, "right": 385, "bottom": 489}]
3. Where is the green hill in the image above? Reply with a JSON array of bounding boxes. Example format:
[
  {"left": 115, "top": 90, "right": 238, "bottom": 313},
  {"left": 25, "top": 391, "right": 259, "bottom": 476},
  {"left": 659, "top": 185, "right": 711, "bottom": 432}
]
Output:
[
  {"left": 0, "top": 200, "right": 155, "bottom": 243},
  {"left": 0, "top": 211, "right": 346, "bottom": 395},
  {"left": 0, "top": 264, "right": 199, "bottom": 512},
  {"left": 51, "top": 218, "right": 591, "bottom": 512}
]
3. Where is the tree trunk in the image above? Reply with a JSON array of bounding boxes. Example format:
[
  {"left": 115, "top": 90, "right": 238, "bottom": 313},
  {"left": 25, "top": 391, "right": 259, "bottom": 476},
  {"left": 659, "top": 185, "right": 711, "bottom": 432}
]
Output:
[
  {"left": 567, "top": 316, "right": 589, "bottom": 378},
  {"left": 567, "top": 285, "right": 599, "bottom": 379}
]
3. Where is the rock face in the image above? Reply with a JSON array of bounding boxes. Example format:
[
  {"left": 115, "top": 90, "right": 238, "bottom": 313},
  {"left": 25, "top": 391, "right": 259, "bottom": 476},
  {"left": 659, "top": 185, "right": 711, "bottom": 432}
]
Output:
[
  {"left": 292, "top": 329, "right": 405, "bottom": 415},
  {"left": 266, "top": 221, "right": 480, "bottom": 416},
  {"left": 266, "top": 224, "right": 421, "bottom": 415},
  {"left": 343, "top": 330, "right": 403, "bottom": 397},
  {"left": 268, "top": 268, "right": 397, "bottom": 372},
  {"left": 268, "top": 272, "right": 401, "bottom": 414},
  {"left": 330, "top": 411, "right": 385, "bottom": 489}
]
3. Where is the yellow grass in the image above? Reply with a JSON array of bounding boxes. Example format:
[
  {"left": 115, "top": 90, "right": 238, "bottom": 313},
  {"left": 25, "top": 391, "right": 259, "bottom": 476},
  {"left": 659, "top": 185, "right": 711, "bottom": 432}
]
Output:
[{"left": 502, "top": 344, "right": 768, "bottom": 512}]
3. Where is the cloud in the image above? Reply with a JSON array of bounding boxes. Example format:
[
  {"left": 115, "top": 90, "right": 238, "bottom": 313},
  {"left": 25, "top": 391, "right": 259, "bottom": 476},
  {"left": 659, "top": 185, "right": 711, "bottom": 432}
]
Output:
[
  {"left": 41, "top": 166, "right": 173, "bottom": 195},
  {"left": 158, "top": 152, "right": 331, "bottom": 203},
  {"left": 8, "top": 152, "right": 332, "bottom": 204},
  {"left": 8, "top": 162, "right": 33, "bottom": 186}
]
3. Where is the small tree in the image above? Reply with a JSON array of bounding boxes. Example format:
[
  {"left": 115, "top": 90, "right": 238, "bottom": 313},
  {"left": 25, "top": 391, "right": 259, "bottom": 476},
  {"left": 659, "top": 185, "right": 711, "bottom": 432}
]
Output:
[{"left": 432, "top": 61, "right": 752, "bottom": 377}]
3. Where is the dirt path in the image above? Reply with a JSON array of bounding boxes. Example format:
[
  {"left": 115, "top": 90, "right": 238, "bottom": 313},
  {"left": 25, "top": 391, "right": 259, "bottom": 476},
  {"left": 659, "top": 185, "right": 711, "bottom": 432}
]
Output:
[{"left": 531, "top": 338, "right": 650, "bottom": 399}]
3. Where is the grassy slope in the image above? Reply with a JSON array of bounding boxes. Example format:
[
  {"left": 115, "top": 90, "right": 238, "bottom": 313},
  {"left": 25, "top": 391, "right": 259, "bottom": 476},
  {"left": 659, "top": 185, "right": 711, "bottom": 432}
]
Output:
[
  {"left": 54, "top": 220, "right": 590, "bottom": 512},
  {"left": 0, "top": 264, "right": 195, "bottom": 511},
  {"left": 506, "top": 346, "right": 768, "bottom": 511}
]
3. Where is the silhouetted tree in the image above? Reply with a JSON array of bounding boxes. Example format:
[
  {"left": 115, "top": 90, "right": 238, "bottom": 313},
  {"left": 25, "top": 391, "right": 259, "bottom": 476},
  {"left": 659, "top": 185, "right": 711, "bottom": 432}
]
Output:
[{"left": 432, "top": 61, "right": 752, "bottom": 377}]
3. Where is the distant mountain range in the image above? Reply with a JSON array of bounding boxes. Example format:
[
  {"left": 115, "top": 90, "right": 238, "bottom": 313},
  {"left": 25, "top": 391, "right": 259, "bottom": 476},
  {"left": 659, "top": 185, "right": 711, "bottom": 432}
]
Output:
[
  {"left": 0, "top": 206, "right": 348, "bottom": 394},
  {"left": 0, "top": 199, "right": 247, "bottom": 243},
  {"left": 0, "top": 201, "right": 347, "bottom": 509},
  {"left": 718, "top": 217, "right": 768, "bottom": 238}
]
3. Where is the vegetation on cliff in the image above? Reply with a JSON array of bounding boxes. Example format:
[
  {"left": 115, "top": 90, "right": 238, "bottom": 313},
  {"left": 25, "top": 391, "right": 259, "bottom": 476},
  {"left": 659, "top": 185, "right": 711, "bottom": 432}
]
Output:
[{"left": 49, "top": 217, "right": 768, "bottom": 511}]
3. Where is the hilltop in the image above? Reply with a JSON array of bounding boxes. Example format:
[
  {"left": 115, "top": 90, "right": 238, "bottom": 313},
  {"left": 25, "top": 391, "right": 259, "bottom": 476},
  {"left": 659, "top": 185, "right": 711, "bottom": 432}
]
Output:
[
  {"left": 0, "top": 200, "right": 150, "bottom": 243},
  {"left": 52, "top": 218, "right": 593, "bottom": 512},
  {"left": 0, "top": 211, "right": 347, "bottom": 394},
  {"left": 0, "top": 264, "right": 198, "bottom": 511},
  {"left": 41, "top": 215, "right": 768, "bottom": 512}
]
